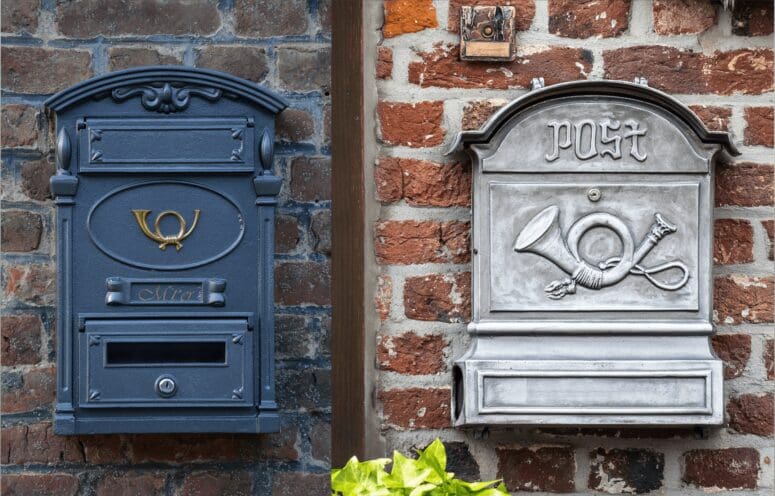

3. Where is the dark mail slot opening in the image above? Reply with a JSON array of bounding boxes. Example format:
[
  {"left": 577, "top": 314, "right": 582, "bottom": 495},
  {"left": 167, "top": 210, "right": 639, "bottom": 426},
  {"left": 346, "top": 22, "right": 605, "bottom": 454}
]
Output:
[{"left": 106, "top": 341, "right": 226, "bottom": 365}]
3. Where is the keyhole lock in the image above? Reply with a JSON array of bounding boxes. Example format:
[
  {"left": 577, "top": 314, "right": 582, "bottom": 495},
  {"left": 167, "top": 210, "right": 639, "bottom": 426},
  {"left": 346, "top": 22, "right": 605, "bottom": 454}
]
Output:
[
  {"left": 587, "top": 188, "right": 602, "bottom": 202},
  {"left": 155, "top": 375, "right": 177, "bottom": 398}
]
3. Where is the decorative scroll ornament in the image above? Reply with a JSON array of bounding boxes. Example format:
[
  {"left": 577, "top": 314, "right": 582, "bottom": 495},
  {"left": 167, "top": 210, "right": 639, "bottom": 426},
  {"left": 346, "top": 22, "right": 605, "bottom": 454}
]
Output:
[
  {"left": 514, "top": 205, "right": 689, "bottom": 299},
  {"left": 131, "top": 209, "right": 201, "bottom": 251},
  {"left": 112, "top": 83, "right": 222, "bottom": 113}
]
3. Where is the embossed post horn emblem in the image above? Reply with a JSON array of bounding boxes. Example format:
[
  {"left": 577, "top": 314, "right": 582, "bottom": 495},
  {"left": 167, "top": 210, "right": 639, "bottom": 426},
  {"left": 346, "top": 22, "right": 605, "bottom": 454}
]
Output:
[
  {"left": 514, "top": 205, "right": 689, "bottom": 299},
  {"left": 131, "top": 210, "right": 201, "bottom": 251}
]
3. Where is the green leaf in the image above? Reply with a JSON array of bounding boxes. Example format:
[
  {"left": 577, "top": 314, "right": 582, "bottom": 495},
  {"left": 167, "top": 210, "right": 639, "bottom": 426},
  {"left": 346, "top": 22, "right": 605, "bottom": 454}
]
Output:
[
  {"left": 387, "top": 451, "right": 434, "bottom": 489},
  {"left": 416, "top": 439, "right": 448, "bottom": 484}
]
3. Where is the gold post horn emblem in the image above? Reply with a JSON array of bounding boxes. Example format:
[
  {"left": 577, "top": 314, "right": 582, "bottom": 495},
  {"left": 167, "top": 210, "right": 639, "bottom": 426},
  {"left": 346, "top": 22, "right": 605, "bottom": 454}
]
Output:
[{"left": 131, "top": 209, "right": 201, "bottom": 251}]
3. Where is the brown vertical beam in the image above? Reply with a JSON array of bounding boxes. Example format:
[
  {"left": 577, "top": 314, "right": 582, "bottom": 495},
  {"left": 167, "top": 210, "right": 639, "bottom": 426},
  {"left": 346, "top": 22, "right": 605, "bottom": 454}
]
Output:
[{"left": 331, "top": 0, "right": 366, "bottom": 466}]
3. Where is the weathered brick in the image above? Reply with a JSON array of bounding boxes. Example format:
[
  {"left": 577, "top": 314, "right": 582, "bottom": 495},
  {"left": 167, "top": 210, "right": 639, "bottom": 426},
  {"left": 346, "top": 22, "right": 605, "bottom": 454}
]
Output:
[
  {"left": 683, "top": 448, "right": 759, "bottom": 490},
  {"left": 318, "top": 0, "right": 331, "bottom": 33},
  {"left": 290, "top": 157, "right": 331, "bottom": 203},
  {"left": 589, "top": 448, "right": 664, "bottom": 494},
  {"left": 375, "top": 220, "right": 470, "bottom": 265},
  {"left": 108, "top": 47, "right": 180, "bottom": 71},
  {"left": 128, "top": 428, "right": 297, "bottom": 463},
  {"left": 377, "top": 332, "right": 446, "bottom": 375},
  {"left": 196, "top": 45, "right": 268, "bottom": 83},
  {"left": 276, "top": 314, "right": 312, "bottom": 359},
  {"left": 744, "top": 107, "right": 774, "bottom": 147},
  {"left": 276, "top": 109, "right": 315, "bottom": 142},
  {"left": 2, "top": 104, "right": 39, "bottom": 148},
  {"left": 728, "top": 393, "right": 774, "bottom": 437},
  {"left": 311, "top": 210, "right": 331, "bottom": 255},
  {"left": 653, "top": 0, "right": 716, "bottom": 35},
  {"left": 409, "top": 44, "right": 592, "bottom": 89},
  {"left": 714, "top": 275, "right": 774, "bottom": 324},
  {"left": 437, "top": 441, "right": 480, "bottom": 481},
  {"left": 763, "top": 220, "right": 774, "bottom": 260},
  {"left": 375, "top": 157, "right": 471, "bottom": 207},
  {"left": 277, "top": 47, "right": 331, "bottom": 93},
  {"left": 733, "top": 0, "right": 774, "bottom": 36},
  {"left": 20, "top": 157, "right": 55, "bottom": 202},
  {"left": 688, "top": 105, "right": 731, "bottom": 132},
  {"left": 711, "top": 333, "right": 751, "bottom": 379},
  {"left": 549, "top": 0, "right": 630, "bottom": 38},
  {"left": 375, "top": 275, "right": 393, "bottom": 321},
  {"left": 1, "top": 474, "right": 79, "bottom": 496},
  {"left": 277, "top": 367, "right": 330, "bottom": 411},
  {"left": 1, "top": 210, "right": 42, "bottom": 252},
  {"left": 95, "top": 473, "right": 166, "bottom": 496},
  {"left": 715, "top": 162, "right": 773, "bottom": 207},
  {"left": 765, "top": 338, "right": 774, "bottom": 380},
  {"left": 275, "top": 261, "right": 331, "bottom": 306},
  {"left": 179, "top": 472, "right": 252, "bottom": 496},
  {"left": 272, "top": 472, "right": 329, "bottom": 496},
  {"left": 1, "top": 314, "right": 42, "bottom": 365},
  {"left": 1, "top": 365, "right": 55, "bottom": 414},
  {"left": 1, "top": 0, "right": 39, "bottom": 34},
  {"left": 378, "top": 101, "right": 444, "bottom": 147},
  {"left": 462, "top": 100, "right": 506, "bottom": 131},
  {"left": 539, "top": 426, "right": 696, "bottom": 439},
  {"left": 234, "top": 0, "right": 307, "bottom": 37},
  {"left": 404, "top": 272, "right": 471, "bottom": 323},
  {"left": 448, "top": 0, "right": 535, "bottom": 32},
  {"left": 604, "top": 47, "right": 773, "bottom": 95},
  {"left": 0, "top": 424, "right": 102, "bottom": 467},
  {"left": 713, "top": 219, "right": 753, "bottom": 265},
  {"left": 379, "top": 387, "right": 450, "bottom": 429},
  {"left": 275, "top": 215, "right": 300, "bottom": 254},
  {"left": 57, "top": 0, "right": 219, "bottom": 37},
  {"left": 377, "top": 46, "right": 393, "bottom": 79},
  {"left": 310, "top": 419, "right": 330, "bottom": 464},
  {"left": 4, "top": 264, "right": 56, "bottom": 306},
  {"left": 383, "top": 0, "right": 437, "bottom": 38},
  {"left": 1, "top": 47, "right": 92, "bottom": 94},
  {"left": 497, "top": 446, "right": 575, "bottom": 493}
]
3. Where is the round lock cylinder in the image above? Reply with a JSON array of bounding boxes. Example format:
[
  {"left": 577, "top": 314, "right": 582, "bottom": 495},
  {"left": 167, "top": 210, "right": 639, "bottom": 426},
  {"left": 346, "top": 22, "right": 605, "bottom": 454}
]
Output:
[{"left": 155, "top": 375, "right": 178, "bottom": 398}]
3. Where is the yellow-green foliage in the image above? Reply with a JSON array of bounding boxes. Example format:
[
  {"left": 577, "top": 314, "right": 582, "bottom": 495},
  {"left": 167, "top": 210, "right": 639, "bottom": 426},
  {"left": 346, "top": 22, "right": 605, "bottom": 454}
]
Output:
[{"left": 331, "top": 439, "right": 509, "bottom": 496}]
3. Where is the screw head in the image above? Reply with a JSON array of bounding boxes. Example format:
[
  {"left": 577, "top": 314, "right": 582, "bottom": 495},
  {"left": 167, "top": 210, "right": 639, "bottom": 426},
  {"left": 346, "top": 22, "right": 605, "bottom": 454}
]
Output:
[{"left": 587, "top": 188, "right": 602, "bottom": 202}]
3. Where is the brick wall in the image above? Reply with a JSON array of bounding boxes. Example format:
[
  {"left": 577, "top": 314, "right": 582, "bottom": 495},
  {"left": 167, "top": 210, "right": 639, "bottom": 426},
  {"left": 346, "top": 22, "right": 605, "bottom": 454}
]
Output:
[
  {"left": 1, "top": 1, "right": 330, "bottom": 494},
  {"left": 369, "top": 0, "right": 773, "bottom": 494}
]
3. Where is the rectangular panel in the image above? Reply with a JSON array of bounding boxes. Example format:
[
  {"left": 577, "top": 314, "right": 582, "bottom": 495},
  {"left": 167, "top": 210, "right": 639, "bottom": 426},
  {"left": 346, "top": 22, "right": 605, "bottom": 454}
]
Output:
[
  {"left": 78, "top": 118, "right": 254, "bottom": 172},
  {"left": 488, "top": 182, "right": 699, "bottom": 312},
  {"left": 105, "top": 277, "right": 226, "bottom": 306},
  {"left": 478, "top": 370, "right": 711, "bottom": 415},
  {"left": 80, "top": 319, "right": 251, "bottom": 408}
]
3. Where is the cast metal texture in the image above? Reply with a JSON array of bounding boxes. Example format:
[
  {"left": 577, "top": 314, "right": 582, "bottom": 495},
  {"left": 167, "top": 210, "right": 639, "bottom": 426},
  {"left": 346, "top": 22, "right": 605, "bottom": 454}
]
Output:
[
  {"left": 45, "top": 66, "right": 288, "bottom": 434},
  {"left": 450, "top": 80, "right": 738, "bottom": 427}
]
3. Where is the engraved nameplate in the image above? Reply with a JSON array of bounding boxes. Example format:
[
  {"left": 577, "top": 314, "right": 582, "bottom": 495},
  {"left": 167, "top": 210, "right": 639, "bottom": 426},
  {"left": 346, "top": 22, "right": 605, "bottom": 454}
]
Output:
[{"left": 106, "top": 277, "right": 226, "bottom": 306}]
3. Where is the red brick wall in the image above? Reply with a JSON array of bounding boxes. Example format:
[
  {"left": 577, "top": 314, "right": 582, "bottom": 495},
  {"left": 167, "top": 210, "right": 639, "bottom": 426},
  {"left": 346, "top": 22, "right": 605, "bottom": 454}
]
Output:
[
  {"left": 1, "top": 1, "right": 331, "bottom": 494},
  {"left": 370, "top": 0, "right": 774, "bottom": 493}
]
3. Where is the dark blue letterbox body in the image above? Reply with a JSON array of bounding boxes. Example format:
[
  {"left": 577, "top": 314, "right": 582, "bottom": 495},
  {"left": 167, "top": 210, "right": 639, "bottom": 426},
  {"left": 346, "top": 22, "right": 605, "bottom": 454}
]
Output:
[{"left": 45, "top": 67, "right": 288, "bottom": 434}]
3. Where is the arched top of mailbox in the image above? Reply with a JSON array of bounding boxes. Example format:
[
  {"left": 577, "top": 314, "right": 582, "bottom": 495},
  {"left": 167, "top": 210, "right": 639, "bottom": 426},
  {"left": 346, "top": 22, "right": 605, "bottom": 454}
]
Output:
[
  {"left": 451, "top": 80, "right": 739, "bottom": 157},
  {"left": 44, "top": 66, "right": 289, "bottom": 114}
]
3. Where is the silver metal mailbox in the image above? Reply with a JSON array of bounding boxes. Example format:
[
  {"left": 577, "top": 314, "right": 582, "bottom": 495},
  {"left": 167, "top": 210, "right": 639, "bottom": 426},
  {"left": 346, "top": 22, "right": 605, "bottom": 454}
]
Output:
[{"left": 451, "top": 80, "right": 738, "bottom": 426}]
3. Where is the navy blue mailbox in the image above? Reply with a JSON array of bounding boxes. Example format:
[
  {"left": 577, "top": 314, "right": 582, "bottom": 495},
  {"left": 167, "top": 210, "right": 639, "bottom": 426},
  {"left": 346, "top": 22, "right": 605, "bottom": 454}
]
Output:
[{"left": 45, "top": 67, "right": 288, "bottom": 434}]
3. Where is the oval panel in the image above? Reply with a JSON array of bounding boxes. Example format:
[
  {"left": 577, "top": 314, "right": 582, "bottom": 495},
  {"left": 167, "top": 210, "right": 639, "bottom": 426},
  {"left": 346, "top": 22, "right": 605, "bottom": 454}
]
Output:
[{"left": 88, "top": 181, "right": 245, "bottom": 270}]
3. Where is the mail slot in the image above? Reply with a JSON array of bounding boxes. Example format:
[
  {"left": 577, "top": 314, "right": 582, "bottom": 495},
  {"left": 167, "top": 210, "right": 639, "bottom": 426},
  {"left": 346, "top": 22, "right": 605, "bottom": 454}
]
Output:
[
  {"left": 46, "top": 67, "right": 288, "bottom": 434},
  {"left": 451, "top": 80, "right": 738, "bottom": 426}
]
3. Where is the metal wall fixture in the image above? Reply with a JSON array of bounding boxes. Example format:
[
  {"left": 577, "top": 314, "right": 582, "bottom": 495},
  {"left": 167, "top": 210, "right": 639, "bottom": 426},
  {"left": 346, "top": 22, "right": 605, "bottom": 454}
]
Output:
[
  {"left": 449, "top": 80, "right": 739, "bottom": 426},
  {"left": 459, "top": 5, "right": 517, "bottom": 61},
  {"left": 46, "top": 66, "right": 288, "bottom": 434}
]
